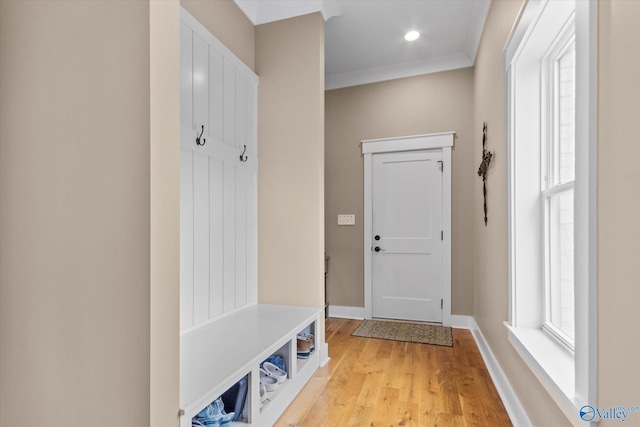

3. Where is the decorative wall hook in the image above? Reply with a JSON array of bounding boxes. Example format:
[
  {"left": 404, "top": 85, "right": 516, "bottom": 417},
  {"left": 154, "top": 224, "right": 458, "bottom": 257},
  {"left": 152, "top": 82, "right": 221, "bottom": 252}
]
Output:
[
  {"left": 196, "top": 125, "right": 206, "bottom": 146},
  {"left": 239, "top": 145, "right": 248, "bottom": 162},
  {"left": 477, "top": 122, "right": 493, "bottom": 226}
]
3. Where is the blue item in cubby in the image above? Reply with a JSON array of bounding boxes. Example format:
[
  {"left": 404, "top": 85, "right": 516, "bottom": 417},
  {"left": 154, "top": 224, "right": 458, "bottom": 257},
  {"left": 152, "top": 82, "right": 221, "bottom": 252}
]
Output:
[
  {"left": 193, "top": 397, "right": 234, "bottom": 425},
  {"left": 263, "top": 354, "right": 286, "bottom": 372},
  {"left": 220, "top": 375, "right": 248, "bottom": 422}
]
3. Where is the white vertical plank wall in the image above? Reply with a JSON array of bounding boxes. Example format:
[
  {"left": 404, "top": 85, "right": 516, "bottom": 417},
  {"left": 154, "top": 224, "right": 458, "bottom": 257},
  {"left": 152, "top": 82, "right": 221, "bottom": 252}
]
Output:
[
  {"left": 180, "top": 24, "right": 193, "bottom": 151},
  {"left": 180, "top": 149, "right": 195, "bottom": 329},
  {"left": 223, "top": 59, "right": 236, "bottom": 148},
  {"left": 235, "top": 71, "right": 247, "bottom": 149},
  {"left": 209, "top": 49, "right": 224, "bottom": 144},
  {"left": 193, "top": 153, "right": 210, "bottom": 324},
  {"left": 192, "top": 33, "right": 209, "bottom": 140},
  {"left": 235, "top": 169, "right": 247, "bottom": 307},
  {"left": 209, "top": 158, "right": 224, "bottom": 319},
  {"left": 178, "top": 10, "right": 324, "bottom": 427},
  {"left": 222, "top": 163, "right": 237, "bottom": 313},
  {"left": 246, "top": 172, "right": 258, "bottom": 305},
  {"left": 180, "top": 10, "right": 258, "bottom": 332}
]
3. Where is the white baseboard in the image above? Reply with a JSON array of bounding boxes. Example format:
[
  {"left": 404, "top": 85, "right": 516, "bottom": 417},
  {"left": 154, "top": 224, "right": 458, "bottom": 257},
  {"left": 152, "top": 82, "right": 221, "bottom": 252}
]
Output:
[
  {"left": 319, "top": 342, "right": 330, "bottom": 367},
  {"left": 327, "top": 305, "right": 365, "bottom": 320},
  {"left": 450, "top": 314, "right": 478, "bottom": 329},
  {"left": 470, "top": 322, "right": 532, "bottom": 427}
]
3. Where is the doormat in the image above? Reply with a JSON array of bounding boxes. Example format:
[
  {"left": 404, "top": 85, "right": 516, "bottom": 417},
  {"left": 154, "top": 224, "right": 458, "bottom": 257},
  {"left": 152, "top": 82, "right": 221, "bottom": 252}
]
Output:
[{"left": 352, "top": 319, "right": 453, "bottom": 347}]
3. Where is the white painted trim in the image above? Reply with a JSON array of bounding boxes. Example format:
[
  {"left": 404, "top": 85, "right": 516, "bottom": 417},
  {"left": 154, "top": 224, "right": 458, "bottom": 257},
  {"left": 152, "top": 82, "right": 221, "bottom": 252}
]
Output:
[
  {"left": 504, "top": 0, "right": 543, "bottom": 71},
  {"left": 449, "top": 314, "right": 477, "bottom": 330},
  {"left": 363, "top": 154, "right": 373, "bottom": 320},
  {"left": 362, "top": 132, "right": 454, "bottom": 325},
  {"left": 234, "top": 0, "right": 340, "bottom": 25},
  {"left": 464, "top": 0, "right": 492, "bottom": 64},
  {"left": 573, "top": 0, "right": 598, "bottom": 409},
  {"left": 506, "top": 324, "right": 583, "bottom": 427},
  {"left": 319, "top": 342, "right": 330, "bottom": 367},
  {"left": 326, "top": 54, "right": 472, "bottom": 91},
  {"left": 327, "top": 305, "right": 365, "bottom": 320},
  {"left": 441, "top": 146, "right": 452, "bottom": 327},
  {"left": 471, "top": 324, "right": 533, "bottom": 427},
  {"left": 361, "top": 132, "right": 455, "bottom": 154}
]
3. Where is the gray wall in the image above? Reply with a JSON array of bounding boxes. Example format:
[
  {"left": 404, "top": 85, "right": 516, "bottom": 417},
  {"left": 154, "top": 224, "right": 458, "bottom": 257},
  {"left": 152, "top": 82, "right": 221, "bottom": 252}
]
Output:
[
  {"left": 325, "top": 68, "right": 475, "bottom": 315},
  {"left": 256, "top": 13, "right": 326, "bottom": 309},
  {"left": 0, "top": 2, "right": 154, "bottom": 425},
  {"left": 472, "top": 1, "right": 640, "bottom": 425}
]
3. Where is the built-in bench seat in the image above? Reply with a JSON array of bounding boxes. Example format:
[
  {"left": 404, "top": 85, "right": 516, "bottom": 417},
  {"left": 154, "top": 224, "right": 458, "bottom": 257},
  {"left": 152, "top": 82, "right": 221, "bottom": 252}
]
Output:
[{"left": 180, "top": 304, "right": 323, "bottom": 427}]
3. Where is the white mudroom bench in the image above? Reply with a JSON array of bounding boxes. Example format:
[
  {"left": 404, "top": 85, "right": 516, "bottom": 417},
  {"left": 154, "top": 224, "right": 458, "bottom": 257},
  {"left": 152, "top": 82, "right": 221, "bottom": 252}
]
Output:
[{"left": 180, "top": 304, "right": 323, "bottom": 427}]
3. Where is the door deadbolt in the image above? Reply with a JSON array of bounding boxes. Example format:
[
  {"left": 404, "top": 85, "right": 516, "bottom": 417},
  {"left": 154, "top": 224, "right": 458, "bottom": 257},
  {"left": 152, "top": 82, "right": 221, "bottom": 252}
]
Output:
[{"left": 374, "top": 235, "right": 381, "bottom": 241}]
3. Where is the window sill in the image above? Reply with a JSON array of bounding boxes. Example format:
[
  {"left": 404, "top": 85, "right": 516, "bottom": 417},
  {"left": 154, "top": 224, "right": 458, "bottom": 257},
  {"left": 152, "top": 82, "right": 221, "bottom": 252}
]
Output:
[{"left": 504, "top": 322, "right": 583, "bottom": 424}]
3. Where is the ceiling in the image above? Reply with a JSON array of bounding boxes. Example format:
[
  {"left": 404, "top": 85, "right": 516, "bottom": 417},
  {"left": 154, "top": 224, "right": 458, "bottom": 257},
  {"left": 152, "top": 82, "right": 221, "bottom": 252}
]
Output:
[{"left": 234, "top": 0, "right": 491, "bottom": 90}]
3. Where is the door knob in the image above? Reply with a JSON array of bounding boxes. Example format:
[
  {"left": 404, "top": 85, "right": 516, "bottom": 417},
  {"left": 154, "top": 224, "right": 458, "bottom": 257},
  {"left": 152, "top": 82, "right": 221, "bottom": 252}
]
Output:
[
  {"left": 374, "top": 235, "right": 381, "bottom": 241},
  {"left": 374, "top": 246, "right": 385, "bottom": 252}
]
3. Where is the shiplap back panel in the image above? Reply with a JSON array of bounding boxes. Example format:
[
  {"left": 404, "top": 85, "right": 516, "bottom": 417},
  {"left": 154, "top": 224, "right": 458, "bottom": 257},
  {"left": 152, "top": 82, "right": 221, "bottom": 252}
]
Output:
[
  {"left": 180, "top": 148, "right": 195, "bottom": 329},
  {"left": 180, "top": 10, "right": 258, "bottom": 332}
]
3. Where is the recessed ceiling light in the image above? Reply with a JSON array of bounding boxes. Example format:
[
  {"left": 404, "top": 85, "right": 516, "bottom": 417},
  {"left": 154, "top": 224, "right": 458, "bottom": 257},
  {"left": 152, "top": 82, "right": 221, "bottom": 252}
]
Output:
[{"left": 404, "top": 31, "right": 420, "bottom": 42}]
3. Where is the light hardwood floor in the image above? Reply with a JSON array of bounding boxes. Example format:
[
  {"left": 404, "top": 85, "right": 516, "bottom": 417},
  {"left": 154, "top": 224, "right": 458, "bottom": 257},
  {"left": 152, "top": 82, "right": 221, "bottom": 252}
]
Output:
[{"left": 275, "top": 318, "right": 512, "bottom": 427}]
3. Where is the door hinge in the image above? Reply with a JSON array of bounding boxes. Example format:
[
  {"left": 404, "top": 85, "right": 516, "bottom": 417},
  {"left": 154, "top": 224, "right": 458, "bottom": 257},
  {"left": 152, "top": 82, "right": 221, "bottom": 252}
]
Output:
[
  {"left": 441, "top": 230, "right": 443, "bottom": 241},
  {"left": 437, "top": 160, "right": 443, "bottom": 172},
  {"left": 441, "top": 299, "right": 443, "bottom": 309}
]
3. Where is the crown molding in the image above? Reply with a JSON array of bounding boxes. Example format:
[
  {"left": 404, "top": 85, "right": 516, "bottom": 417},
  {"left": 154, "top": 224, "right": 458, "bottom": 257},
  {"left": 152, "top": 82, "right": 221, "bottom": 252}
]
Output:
[
  {"left": 234, "top": 0, "right": 340, "bottom": 25},
  {"left": 326, "top": 53, "right": 472, "bottom": 90}
]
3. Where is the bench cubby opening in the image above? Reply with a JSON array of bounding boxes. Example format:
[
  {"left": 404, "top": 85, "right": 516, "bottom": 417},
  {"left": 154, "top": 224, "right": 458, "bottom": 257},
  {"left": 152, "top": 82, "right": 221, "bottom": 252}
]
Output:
[
  {"left": 191, "top": 374, "right": 250, "bottom": 426},
  {"left": 180, "top": 304, "right": 322, "bottom": 427}
]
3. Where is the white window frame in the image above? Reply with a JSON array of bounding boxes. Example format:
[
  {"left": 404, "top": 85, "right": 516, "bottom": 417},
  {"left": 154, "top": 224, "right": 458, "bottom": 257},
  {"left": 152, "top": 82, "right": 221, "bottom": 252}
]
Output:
[
  {"left": 542, "top": 184, "right": 575, "bottom": 350},
  {"left": 542, "top": 24, "right": 576, "bottom": 351},
  {"left": 505, "top": 0, "right": 597, "bottom": 425}
]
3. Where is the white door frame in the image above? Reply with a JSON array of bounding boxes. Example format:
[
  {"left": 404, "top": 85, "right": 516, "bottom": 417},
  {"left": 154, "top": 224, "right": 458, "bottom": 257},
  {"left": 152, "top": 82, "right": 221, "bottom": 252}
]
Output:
[{"left": 362, "top": 132, "right": 454, "bottom": 326}]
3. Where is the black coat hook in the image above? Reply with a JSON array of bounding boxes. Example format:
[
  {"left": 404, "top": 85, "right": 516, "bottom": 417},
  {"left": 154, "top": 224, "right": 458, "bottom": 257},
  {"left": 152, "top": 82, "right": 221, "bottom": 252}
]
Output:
[
  {"left": 239, "top": 145, "right": 248, "bottom": 162},
  {"left": 196, "top": 125, "right": 206, "bottom": 146}
]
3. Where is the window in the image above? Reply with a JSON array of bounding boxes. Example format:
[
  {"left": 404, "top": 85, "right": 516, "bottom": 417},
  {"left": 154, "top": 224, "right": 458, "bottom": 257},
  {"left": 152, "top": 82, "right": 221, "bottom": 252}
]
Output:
[
  {"left": 543, "top": 32, "right": 576, "bottom": 349},
  {"left": 505, "top": 0, "right": 596, "bottom": 421}
]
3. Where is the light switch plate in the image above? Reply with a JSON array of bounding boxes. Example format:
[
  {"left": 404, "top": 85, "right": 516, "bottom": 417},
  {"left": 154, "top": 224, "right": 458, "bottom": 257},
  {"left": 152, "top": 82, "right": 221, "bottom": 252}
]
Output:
[{"left": 338, "top": 214, "right": 356, "bottom": 225}]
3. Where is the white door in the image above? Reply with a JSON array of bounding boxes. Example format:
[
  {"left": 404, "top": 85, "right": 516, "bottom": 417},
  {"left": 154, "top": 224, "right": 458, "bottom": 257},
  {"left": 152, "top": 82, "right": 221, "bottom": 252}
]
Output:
[{"left": 372, "top": 151, "right": 443, "bottom": 322}]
